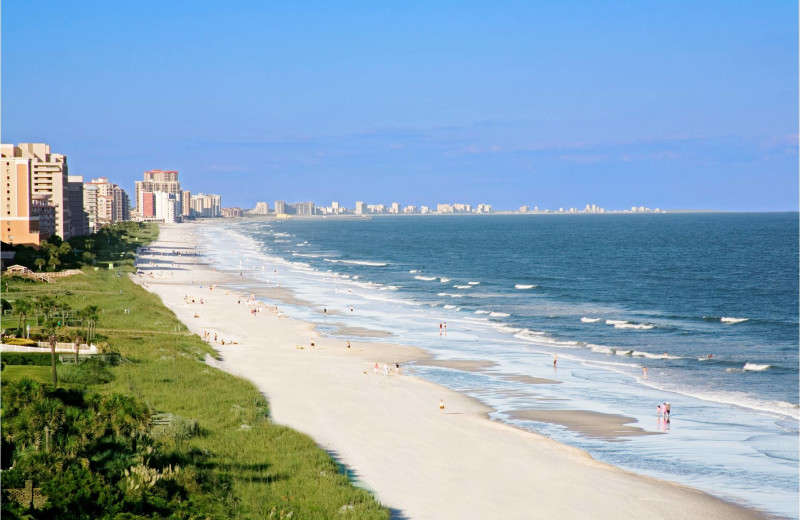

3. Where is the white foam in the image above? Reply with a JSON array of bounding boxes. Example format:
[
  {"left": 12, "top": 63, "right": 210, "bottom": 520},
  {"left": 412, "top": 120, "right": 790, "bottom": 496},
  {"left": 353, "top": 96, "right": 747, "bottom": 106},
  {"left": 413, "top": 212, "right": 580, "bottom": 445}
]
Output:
[
  {"left": 614, "top": 322, "right": 654, "bottom": 330},
  {"left": 581, "top": 317, "right": 602, "bottom": 323},
  {"left": 475, "top": 310, "right": 491, "bottom": 315},
  {"left": 467, "top": 281, "right": 480, "bottom": 285},
  {"left": 324, "top": 259, "right": 388, "bottom": 267},
  {"left": 605, "top": 319, "right": 627, "bottom": 325},
  {"left": 415, "top": 275, "right": 437, "bottom": 281},
  {"left": 292, "top": 253, "right": 321, "bottom": 258},
  {"left": 409, "top": 270, "right": 419, "bottom": 273},
  {"left": 743, "top": 363, "right": 770, "bottom": 371},
  {"left": 514, "top": 284, "right": 537, "bottom": 289},
  {"left": 721, "top": 317, "right": 749, "bottom": 324},
  {"left": 489, "top": 312, "right": 510, "bottom": 317},
  {"left": 453, "top": 285, "right": 473, "bottom": 289},
  {"left": 440, "top": 278, "right": 451, "bottom": 283},
  {"left": 443, "top": 304, "right": 457, "bottom": 309}
]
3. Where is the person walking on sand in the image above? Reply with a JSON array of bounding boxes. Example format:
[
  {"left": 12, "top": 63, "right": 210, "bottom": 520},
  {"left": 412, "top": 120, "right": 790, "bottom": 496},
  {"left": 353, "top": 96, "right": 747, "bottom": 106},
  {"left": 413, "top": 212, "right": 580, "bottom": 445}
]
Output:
[
  {"left": 553, "top": 354, "right": 558, "bottom": 367},
  {"left": 664, "top": 402, "right": 671, "bottom": 419},
  {"left": 642, "top": 366, "right": 648, "bottom": 377},
  {"left": 439, "top": 323, "right": 443, "bottom": 334},
  {"left": 374, "top": 362, "right": 379, "bottom": 375},
  {"left": 346, "top": 340, "right": 351, "bottom": 349},
  {"left": 443, "top": 322, "right": 447, "bottom": 334}
]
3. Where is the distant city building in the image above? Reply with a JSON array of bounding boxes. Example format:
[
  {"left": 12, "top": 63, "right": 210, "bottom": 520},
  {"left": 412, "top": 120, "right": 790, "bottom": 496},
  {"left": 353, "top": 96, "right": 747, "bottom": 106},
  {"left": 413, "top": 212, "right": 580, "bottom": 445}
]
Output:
[
  {"left": 221, "top": 207, "right": 243, "bottom": 218},
  {"left": 331, "top": 201, "right": 340, "bottom": 214},
  {"left": 403, "top": 205, "right": 417, "bottom": 214},
  {"left": 294, "top": 201, "right": 315, "bottom": 216},
  {"left": 390, "top": 202, "right": 400, "bottom": 214},
  {"left": 85, "top": 177, "right": 131, "bottom": 231},
  {"left": 519, "top": 205, "right": 529, "bottom": 213},
  {"left": 153, "top": 192, "right": 180, "bottom": 223},
  {"left": 355, "top": 201, "right": 366, "bottom": 215},
  {"left": 275, "top": 200, "right": 286, "bottom": 215},
  {"left": 251, "top": 201, "right": 270, "bottom": 215},
  {"left": 420, "top": 206, "right": 430, "bottom": 214},
  {"left": 68, "top": 176, "right": 89, "bottom": 237},
  {"left": 135, "top": 170, "right": 181, "bottom": 216},
  {"left": 191, "top": 193, "right": 221, "bottom": 218},
  {"left": 476, "top": 204, "right": 493, "bottom": 213},
  {"left": 181, "top": 190, "right": 192, "bottom": 217},
  {"left": 436, "top": 204, "right": 453, "bottom": 213}
]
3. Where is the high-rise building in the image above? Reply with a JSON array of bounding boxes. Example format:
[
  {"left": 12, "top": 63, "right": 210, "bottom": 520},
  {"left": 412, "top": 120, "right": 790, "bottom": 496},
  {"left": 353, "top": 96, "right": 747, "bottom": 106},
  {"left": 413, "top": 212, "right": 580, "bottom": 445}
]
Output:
[
  {"left": 181, "top": 190, "right": 192, "bottom": 217},
  {"left": 2, "top": 146, "right": 45, "bottom": 246},
  {"left": 251, "top": 201, "right": 269, "bottom": 215},
  {"left": 331, "top": 201, "right": 340, "bottom": 214},
  {"left": 134, "top": 170, "right": 181, "bottom": 215},
  {"left": 2, "top": 143, "right": 71, "bottom": 239},
  {"left": 154, "top": 192, "right": 180, "bottom": 223},
  {"left": 275, "top": 200, "right": 286, "bottom": 215},
  {"left": 84, "top": 177, "right": 131, "bottom": 232},
  {"left": 68, "top": 176, "right": 89, "bottom": 237},
  {"left": 295, "top": 201, "right": 315, "bottom": 216},
  {"left": 191, "top": 193, "right": 221, "bottom": 218},
  {"left": 355, "top": 201, "right": 366, "bottom": 215},
  {"left": 390, "top": 202, "right": 400, "bottom": 214},
  {"left": 221, "top": 207, "right": 243, "bottom": 218}
]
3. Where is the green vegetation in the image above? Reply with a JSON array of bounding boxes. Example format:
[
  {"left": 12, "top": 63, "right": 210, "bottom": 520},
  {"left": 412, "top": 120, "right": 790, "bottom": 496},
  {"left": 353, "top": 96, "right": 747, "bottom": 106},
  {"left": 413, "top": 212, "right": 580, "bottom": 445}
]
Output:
[
  {"left": 10, "top": 221, "right": 158, "bottom": 273},
  {"left": 1, "top": 225, "right": 390, "bottom": 519}
]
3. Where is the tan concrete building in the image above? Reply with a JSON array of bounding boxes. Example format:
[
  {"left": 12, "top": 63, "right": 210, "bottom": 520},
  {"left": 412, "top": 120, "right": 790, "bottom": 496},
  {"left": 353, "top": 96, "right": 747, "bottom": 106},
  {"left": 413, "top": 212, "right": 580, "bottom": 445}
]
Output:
[
  {"left": 1, "top": 148, "right": 46, "bottom": 245},
  {"left": 84, "top": 177, "right": 130, "bottom": 233},
  {"left": 181, "top": 190, "right": 192, "bottom": 217},
  {"left": 2, "top": 143, "right": 71, "bottom": 240}
]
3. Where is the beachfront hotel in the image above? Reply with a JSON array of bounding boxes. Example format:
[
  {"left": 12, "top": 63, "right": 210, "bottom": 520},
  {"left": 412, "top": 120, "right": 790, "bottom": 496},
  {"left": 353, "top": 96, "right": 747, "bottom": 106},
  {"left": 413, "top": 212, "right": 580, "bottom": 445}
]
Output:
[
  {"left": 83, "top": 177, "right": 132, "bottom": 233},
  {"left": 1, "top": 143, "right": 71, "bottom": 245}
]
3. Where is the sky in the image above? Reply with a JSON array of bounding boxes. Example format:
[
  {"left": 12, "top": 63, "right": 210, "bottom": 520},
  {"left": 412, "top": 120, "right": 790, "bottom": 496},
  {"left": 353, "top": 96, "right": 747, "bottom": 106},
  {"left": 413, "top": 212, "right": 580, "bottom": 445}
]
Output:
[{"left": 2, "top": 1, "right": 798, "bottom": 211}]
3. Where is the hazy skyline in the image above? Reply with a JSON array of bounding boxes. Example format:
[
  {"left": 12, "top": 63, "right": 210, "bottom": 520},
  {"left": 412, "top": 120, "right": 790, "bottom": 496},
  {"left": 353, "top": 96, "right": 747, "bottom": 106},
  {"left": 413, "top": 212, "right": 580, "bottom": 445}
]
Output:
[{"left": 3, "top": 1, "right": 797, "bottom": 211}]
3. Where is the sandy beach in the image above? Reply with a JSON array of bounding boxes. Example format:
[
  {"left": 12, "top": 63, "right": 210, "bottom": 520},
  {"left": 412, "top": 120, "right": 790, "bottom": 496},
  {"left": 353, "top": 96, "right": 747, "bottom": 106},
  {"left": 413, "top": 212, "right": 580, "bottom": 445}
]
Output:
[{"left": 133, "top": 223, "right": 769, "bottom": 520}]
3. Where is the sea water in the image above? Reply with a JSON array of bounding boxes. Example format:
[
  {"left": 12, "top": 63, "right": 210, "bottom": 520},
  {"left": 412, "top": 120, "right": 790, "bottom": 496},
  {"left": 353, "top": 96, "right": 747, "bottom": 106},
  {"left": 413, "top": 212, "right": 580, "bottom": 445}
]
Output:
[{"left": 197, "top": 213, "right": 799, "bottom": 518}]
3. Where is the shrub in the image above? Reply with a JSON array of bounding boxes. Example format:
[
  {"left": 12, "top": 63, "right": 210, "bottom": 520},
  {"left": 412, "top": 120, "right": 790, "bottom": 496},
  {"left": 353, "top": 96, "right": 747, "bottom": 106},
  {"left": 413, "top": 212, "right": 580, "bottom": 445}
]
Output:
[
  {"left": 57, "top": 358, "right": 114, "bottom": 385},
  {"left": 2, "top": 337, "right": 38, "bottom": 346},
  {"left": 0, "top": 352, "right": 55, "bottom": 366}
]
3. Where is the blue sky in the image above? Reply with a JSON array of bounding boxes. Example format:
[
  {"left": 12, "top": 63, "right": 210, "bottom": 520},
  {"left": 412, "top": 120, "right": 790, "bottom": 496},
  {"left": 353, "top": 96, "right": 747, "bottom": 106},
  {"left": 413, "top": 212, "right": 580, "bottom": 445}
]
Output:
[{"left": 3, "top": 1, "right": 797, "bottom": 211}]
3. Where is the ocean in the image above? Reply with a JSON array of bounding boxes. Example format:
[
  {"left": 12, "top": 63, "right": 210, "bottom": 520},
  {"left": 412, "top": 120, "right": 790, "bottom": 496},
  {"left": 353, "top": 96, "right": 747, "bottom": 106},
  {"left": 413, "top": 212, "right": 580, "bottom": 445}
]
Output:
[{"left": 196, "top": 212, "right": 799, "bottom": 518}]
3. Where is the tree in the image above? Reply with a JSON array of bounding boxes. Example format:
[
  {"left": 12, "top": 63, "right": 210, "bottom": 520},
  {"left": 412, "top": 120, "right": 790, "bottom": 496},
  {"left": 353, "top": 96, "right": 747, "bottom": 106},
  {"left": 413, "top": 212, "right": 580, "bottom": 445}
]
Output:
[
  {"left": 78, "top": 305, "right": 100, "bottom": 342},
  {"left": 35, "top": 258, "right": 46, "bottom": 272},
  {"left": 42, "top": 318, "right": 62, "bottom": 388},
  {"left": 14, "top": 298, "right": 33, "bottom": 336}
]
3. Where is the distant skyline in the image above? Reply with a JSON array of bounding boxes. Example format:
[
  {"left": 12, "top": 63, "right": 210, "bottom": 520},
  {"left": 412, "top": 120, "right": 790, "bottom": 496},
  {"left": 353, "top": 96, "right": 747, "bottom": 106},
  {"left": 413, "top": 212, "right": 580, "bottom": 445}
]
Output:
[{"left": 3, "top": 1, "right": 798, "bottom": 211}]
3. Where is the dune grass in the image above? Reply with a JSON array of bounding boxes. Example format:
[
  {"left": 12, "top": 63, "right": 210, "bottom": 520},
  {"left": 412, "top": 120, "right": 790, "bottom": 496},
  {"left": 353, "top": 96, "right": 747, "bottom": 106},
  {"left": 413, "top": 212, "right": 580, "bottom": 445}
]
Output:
[{"left": 2, "top": 263, "right": 390, "bottom": 518}]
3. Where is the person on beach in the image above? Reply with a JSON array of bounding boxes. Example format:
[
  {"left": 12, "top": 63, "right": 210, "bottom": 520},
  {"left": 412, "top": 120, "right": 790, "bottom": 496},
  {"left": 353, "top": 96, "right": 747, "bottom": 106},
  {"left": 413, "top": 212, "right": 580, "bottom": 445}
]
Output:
[
  {"left": 664, "top": 402, "right": 671, "bottom": 419},
  {"left": 553, "top": 354, "right": 558, "bottom": 367},
  {"left": 439, "top": 399, "right": 445, "bottom": 411},
  {"left": 439, "top": 323, "right": 443, "bottom": 334},
  {"left": 310, "top": 339, "right": 315, "bottom": 348},
  {"left": 323, "top": 308, "right": 327, "bottom": 316},
  {"left": 395, "top": 362, "right": 400, "bottom": 375},
  {"left": 642, "top": 366, "right": 648, "bottom": 377},
  {"left": 657, "top": 404, "right": 662, "bottom": 417},
  {"left": 374, "top": 362, "right": 379, "bottom": 375},
  {"left": 346, "top": 340, "right": 351, "bottom": 349}
]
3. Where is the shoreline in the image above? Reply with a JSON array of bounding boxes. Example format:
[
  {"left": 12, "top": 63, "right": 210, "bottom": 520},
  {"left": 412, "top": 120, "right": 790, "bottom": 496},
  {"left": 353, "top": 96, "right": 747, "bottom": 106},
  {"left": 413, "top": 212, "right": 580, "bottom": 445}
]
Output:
[{"left": 134, "top": 223, "right": 771, "bottom": 520}]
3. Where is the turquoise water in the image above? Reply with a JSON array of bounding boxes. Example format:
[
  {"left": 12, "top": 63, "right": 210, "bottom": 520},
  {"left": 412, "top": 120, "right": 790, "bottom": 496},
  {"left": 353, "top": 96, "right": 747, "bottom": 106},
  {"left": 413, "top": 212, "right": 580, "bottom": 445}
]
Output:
[{"left": 199, "top": 213, "right": 799, "bottom": 518}]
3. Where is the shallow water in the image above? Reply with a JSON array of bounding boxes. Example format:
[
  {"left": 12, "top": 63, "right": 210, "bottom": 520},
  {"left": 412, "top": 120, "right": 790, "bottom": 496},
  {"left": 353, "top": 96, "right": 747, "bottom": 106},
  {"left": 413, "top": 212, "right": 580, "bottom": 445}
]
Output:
[{"left": 197, "top": 213, "right": 799, "bottom": 518}]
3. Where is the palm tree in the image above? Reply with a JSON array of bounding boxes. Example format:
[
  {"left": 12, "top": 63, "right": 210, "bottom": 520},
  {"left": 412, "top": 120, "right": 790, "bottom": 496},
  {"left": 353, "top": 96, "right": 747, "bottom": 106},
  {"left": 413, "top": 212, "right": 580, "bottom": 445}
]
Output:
[
  {"left": 34, "top": 258, "right": 46, "bottom": 271},
  {"left": 41, "top": 315, "right": 66, "bottom": 388},
  {"left": 79, "top": 305, "right": 100, "bottom": 342},
  {"left": 14, "top": 298, "right": 33, "bottom": 336}
]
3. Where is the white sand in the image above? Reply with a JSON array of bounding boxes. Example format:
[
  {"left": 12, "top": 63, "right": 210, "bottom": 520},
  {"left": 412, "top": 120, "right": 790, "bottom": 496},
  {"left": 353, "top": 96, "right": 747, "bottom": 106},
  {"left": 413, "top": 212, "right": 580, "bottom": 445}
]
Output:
[{"left": 134, "top": 224, "right": 766, "bottom": 520}]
